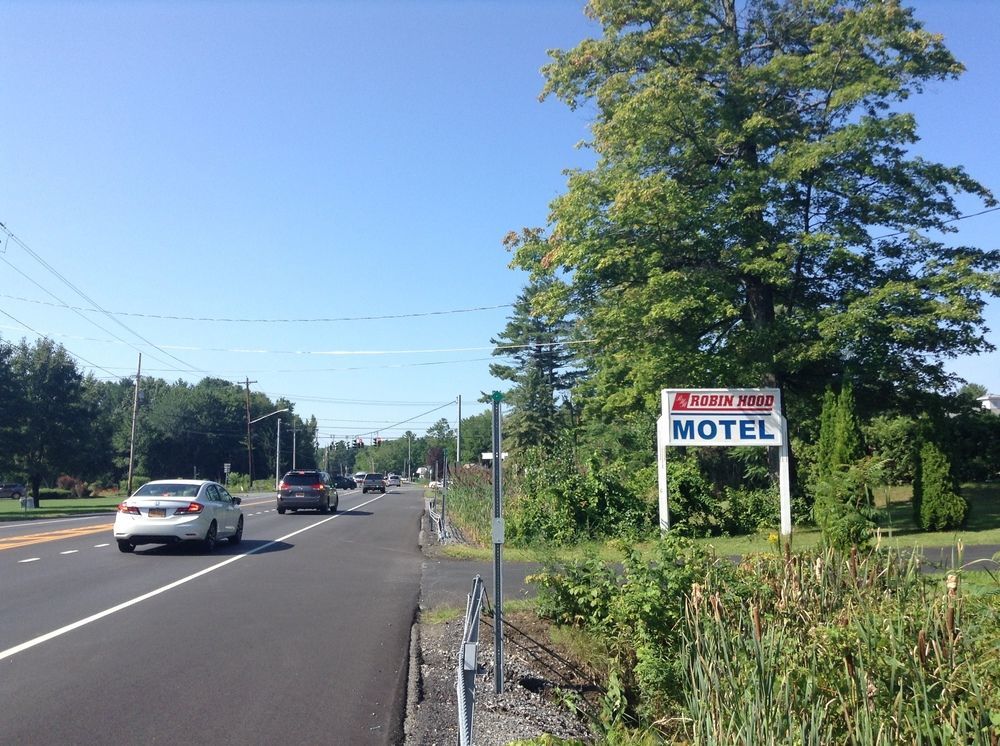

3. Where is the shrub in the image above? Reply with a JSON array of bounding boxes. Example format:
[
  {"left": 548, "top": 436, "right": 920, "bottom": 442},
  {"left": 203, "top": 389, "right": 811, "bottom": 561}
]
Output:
[
  {"left": 916, "top": 442, "right": 968, "bottom": 530},
  {"left": 503, "top": 446, "right": 654, "bottom": 546},
  {"left": 864, "top": 415, "right": 919, "bottom": 485},
  {"left": 56, "top": 475, "right": 92, "bottom": 498},
  {"left": 811, "top": 458, "right": 879, "bottom": 549}
]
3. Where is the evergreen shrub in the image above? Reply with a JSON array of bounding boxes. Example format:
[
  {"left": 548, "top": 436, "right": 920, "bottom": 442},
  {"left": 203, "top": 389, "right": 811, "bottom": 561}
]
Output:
[{"left": 916, "top": 442, "right": 968, "bottom": 530}]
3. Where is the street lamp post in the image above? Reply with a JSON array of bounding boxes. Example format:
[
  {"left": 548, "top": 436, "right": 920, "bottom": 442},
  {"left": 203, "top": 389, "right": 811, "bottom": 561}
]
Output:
[{"left": 249, "top": 408, "right": 290, "bottom": 491}]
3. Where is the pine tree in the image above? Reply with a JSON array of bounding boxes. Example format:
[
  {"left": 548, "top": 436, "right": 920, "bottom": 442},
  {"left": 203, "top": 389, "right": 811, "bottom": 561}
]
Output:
[{"left": 490, "top": 276, "right": 582, "bottom": 451}]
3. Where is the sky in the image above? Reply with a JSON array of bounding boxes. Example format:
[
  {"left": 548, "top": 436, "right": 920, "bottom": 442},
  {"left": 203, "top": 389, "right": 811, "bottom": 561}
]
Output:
[{"left": 2, "top": 0, "right": 998, "bottom": 449}]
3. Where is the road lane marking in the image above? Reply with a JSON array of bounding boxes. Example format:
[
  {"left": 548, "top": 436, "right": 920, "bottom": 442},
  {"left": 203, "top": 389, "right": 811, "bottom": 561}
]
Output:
[
  {"left": 0, "top": 493, "right": 388, "bottom": 662},
  {"left": 60, "top": 550, "right": 79, "bottom": 555},
  {"left": 18, "top": 558, "right": 40, "bottom": 563},
  {"left": 0, "top": 524, "right": 113, "bottom": 552},
  {"left": 94, "top": 543, "right": 110, "bottom": 548}
]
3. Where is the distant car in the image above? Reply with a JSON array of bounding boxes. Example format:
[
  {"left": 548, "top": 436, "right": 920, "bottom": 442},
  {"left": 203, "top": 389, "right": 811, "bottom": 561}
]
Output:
[
  {"left": 362, "top": 473, "right": 386, "bottom": 494},
  {"left": 277, "top": 470, "right": 339, "bottom": 514},
  {"left": 385, "top": 474, "right": 401, "bottom": 488},
  {"left": 0, "top": 481, "right": 26, "bottom": 500},
  {"left": 113, "top": 479, "right": 244, "bottom": 553},
  {"left": 353, "top": 472, "right": 367, "bottom": 486},
  {"left": 332, "top": 474, "right": 356, "bottom": 489}
]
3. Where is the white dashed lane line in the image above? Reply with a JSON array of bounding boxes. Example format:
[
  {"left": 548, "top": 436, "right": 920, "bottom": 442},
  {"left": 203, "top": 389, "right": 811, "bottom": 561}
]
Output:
[
  {"left": 60, "top": 550, "right": 79, "bottom": 555},
  {"left": 18, "top": 558, "right": 40, "bottom": 564},
  {"left": 94, "top": 543, "right": 110, "bottom": 548}
]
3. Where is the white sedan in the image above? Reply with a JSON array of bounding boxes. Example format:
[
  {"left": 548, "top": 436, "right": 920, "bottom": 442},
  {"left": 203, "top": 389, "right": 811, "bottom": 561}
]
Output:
[{"left": 113, "top": 479, "right": 244, "bottom": 553}]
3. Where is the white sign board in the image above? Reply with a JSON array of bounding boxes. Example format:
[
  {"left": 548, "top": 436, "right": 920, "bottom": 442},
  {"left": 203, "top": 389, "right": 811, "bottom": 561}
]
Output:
[
  {"left": 663, "top": 389, "right": 784, "bottom": 446},
  {"left": 657, "top": 387, "right": 791, "bottom": 537}
]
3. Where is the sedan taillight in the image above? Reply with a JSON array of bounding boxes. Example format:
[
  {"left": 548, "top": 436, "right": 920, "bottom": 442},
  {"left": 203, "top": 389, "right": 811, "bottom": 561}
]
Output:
[
  {"left": 118, "top": 503, "right": 140, "bottom": 515},
  {"left": 173, "top": 502, "right": 204, "bottom": 515}
]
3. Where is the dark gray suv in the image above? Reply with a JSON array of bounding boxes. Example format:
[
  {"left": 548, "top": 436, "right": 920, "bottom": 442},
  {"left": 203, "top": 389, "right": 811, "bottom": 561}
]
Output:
[
  {"left": 361, "top": 473, "right": 386, "bottom": 494},
  {"left": 277, "top": 470, "right": 339, "bottom": 514}
]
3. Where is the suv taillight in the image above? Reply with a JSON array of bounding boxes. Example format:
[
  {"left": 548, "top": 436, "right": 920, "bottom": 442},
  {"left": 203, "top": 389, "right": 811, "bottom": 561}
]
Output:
[{"left": 312, "top": 483, "right": 325, "bottom": 490}]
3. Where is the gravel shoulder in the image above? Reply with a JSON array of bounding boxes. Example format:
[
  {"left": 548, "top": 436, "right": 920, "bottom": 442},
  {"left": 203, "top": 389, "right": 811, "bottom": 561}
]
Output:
[{"left": 404, "top": 511, "right": 596, "bottom": 745}]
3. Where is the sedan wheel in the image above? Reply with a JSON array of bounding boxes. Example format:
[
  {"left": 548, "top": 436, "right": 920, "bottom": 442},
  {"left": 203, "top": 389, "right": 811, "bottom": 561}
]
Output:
[
  {"left": 117, "top": 540, "right": 135, "bottom": 553},
  {"left": 229, "top": 516, "right": 244, "bottom": 545},
  {"left": 202, "top": 522, "right": 218, "bottom": 553}
]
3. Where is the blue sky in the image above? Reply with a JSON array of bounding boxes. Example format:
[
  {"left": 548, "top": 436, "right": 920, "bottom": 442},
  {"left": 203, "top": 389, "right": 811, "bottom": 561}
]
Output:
[{"left": 2, "top": 0, "right": 998, "bottom": 447}]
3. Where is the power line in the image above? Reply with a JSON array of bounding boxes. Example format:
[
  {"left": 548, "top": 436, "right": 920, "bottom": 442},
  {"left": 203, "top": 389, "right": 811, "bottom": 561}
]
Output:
[
  {"left": 0, "top": 223, "right": 205, "bottom": 374},
  {"left": 871, "top": 205, "right": 1000, "bottom": 240},
  {"left": 0, "top": 295, "right": 514, "bottom": 323},
  {"left": 0, "top": 307, "right": 121, "bottom": 379}
]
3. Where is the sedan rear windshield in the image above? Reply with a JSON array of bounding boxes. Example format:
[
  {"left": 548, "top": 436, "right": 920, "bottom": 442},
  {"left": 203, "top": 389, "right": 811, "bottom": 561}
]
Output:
[
  {"left": 282, "top": 473, "right": 324, "bottom": 486},
  {"left": 134, "top": 483, "right": 199, "bottom": 498}
]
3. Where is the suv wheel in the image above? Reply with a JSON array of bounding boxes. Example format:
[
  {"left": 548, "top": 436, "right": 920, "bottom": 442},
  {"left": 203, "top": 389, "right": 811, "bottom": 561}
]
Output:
[{"left": 277, "top": 505, "right": 286, "bottom": 514}]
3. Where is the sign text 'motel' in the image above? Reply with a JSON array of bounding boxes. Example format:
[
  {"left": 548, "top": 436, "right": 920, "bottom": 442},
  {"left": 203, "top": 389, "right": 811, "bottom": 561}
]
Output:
[{"left": 664, "top": 389, "right": 784, "bottom": 447}]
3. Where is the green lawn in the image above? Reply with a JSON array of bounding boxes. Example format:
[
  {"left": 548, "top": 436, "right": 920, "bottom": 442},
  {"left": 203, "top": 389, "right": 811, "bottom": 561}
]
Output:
[{"left": 0, "top": 495, "right": 122, "bottom": 521}]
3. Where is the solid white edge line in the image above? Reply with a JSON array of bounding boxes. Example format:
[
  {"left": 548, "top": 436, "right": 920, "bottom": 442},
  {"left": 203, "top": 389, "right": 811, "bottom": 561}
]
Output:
[{"left": 0, "top": 493, "right": 387, "bottom": 662}]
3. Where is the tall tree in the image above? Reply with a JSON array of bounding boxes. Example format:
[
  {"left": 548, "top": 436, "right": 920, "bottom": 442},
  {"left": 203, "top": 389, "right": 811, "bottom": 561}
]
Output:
[
  {"left": 509, "top": 0, "right": 999, "bottom": 426},
  {"left": 491, "top": 276, "right": 583, "bottom": 450},
  {"left": 9, "top": 338, "right": 94, "bottom": 502}
]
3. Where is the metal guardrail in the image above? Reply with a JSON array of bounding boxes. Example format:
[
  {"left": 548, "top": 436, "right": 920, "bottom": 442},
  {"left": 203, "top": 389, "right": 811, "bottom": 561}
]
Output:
[
  {"left": 456, "top": 575, "right": 485, "bottom": 746},
  {"left": 426, "top": 496, "right": 447, "bottom": 538}
]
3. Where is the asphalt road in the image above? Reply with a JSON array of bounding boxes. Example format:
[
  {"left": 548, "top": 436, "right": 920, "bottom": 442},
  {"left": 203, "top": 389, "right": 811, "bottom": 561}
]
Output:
[{"left": 0, "top": 483, "right": 424, "bottom": 745}]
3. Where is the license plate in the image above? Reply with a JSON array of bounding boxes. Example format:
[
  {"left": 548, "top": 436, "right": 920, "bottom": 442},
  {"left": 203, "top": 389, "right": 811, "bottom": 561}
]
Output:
[
  {"left": 295, "top": 492, "right": 305, "bottom": 497},
  {"left": 149, "top": 508, "right": 166, "bottom": 518}
]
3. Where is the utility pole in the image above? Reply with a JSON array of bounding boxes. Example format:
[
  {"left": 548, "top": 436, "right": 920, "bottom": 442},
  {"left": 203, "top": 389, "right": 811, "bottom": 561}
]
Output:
[
  {"left": 291, "top": 421, "right": 298, "bottom": 469},
  {"left": 456, "top": 394, "right": 462, "bottom": 469},
  {"left": 276, "top": 419, "right": 282, "bottom": 490},
  {"left": 244, "top": 378, "right": 257, "bottom": 485},
  {"left": 126, "top": 353, "right": 142, "bottom": 496},
  {"left": 407, "top": 432, "right": 412, "bottom": 482}
]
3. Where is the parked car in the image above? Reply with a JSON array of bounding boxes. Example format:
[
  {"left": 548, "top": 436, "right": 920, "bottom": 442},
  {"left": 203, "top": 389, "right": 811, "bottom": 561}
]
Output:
[
  {"left": 362, "top": 473, "right": 386, "bottom": 494},
  {"left": 113, "top": 479, "right": 244, "bottom": 553},
  {"left": 277, "top": 469, "right": 339, "bottom": 514},
  {"left": 385, "top": 473, "right": 401, "bottom": 488},
  {"left": 0, "top": 481, "right": 26, "bottom": 500}
]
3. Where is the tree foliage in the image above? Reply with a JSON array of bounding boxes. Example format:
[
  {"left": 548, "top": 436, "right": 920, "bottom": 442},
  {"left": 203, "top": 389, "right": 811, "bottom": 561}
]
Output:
[
  {"left": 508, "top": 0, "right": 999, "bottom": 428},
  {"left": 491, "top": 276, "right": 583, "bottom": 451},
  {"left": 915, "top": 440, "right": 967, "bottom": 530}
]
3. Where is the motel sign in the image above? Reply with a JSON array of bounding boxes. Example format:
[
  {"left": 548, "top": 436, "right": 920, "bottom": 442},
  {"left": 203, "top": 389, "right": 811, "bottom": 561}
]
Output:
[
  {"left": 665, "top": 390, "right": 784, "bottom": 446},
  {"left": 656, "top": 388, "right": 792, "bottom": 536}
]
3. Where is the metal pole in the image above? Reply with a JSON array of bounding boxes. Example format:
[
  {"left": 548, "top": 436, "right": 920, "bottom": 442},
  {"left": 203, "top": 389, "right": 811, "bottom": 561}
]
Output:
[
  {"left": 490, "top": 392, "right": 504, "bottom": 693},
  {"left": 456, "top": 394, "right": 462, "bottom": 467},
  {"left": 126, "top": 353, "right": 141, "bottom": 496},
  {"left": 275, "top": 419, "right": 281, "bottom": 490},
  {"left": 292, "top": 422, "right": 297, "bottom": 469},
  {"left": 244, "top": 378, "right": 257, "bottom": 484}
]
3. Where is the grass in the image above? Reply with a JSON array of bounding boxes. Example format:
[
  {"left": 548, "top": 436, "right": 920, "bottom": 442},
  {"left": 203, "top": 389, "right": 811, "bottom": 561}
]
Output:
[{"left": 0, "top": 495, "right": 122, "bottom": 521}]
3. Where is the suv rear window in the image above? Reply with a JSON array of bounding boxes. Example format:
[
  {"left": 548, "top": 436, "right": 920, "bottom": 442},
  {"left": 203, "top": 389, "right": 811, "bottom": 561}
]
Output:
[
  {"left": 364, "top": 473, "right": 383, "bottom": 480},
  {"left": 282, "top": 472, "right": 324, "bottom": 486}
]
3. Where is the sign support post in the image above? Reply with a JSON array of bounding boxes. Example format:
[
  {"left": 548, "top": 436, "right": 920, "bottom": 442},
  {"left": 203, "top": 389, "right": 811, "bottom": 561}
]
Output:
[{"left": 490, "top": 391, "right": 504, "bottom": 694}]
